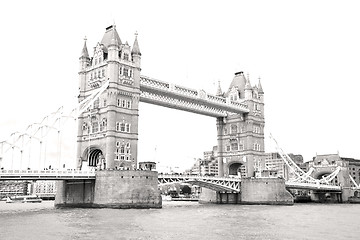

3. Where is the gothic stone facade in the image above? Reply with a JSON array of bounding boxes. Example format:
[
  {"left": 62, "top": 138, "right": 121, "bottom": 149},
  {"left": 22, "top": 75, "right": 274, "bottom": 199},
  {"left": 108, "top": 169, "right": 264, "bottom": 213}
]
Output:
[{"left": 77, "top": 25, "right": 141, "bottom": 171}]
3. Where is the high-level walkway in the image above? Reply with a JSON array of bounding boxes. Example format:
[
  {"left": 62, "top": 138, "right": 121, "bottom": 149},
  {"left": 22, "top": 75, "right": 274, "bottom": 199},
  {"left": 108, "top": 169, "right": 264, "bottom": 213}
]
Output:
[{"left": 139, "top": 75, "right": 249, "bottom": 117}]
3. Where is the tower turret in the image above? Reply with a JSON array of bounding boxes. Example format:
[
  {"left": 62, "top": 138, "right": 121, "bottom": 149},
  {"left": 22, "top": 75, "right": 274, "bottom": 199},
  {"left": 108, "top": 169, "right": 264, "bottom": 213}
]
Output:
[
  {"left": 245, "top": 75, "right": 252, "bottom": 100},
  {"left": 216, "top": 81, "right": 223, "bottom": 96},
  {"left": 79, "top": 37, "right": 90, "bottom": 71},
  {"left": 258, "top": 77, "right": 264, "bottom": 102},
  {"left": 131, "top": 32, "right": 141, "bottom": 88},
  {"left": 78, "top": 37, "right": 90, "bottom": 96}
]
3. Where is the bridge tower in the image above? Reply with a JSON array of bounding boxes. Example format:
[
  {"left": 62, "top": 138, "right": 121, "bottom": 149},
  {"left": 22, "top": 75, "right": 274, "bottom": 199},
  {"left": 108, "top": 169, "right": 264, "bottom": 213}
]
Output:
[
  {"left": 77, "top": 25, "right": 141, "bottom": 171},
  {"left": 216, "top": 72, "right": 265, "bottom": 177}
]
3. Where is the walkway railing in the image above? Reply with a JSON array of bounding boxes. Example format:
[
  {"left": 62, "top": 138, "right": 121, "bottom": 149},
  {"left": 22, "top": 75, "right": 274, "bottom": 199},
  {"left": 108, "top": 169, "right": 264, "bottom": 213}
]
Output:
[{"left": 0, "top": 169, "right": 96, "bottom": 180}]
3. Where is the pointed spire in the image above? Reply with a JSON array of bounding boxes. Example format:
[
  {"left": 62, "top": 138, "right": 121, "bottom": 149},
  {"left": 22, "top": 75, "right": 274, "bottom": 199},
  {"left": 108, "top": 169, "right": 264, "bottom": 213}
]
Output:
[
  {"left": 101, "top": 24, "right": 122, "bottom": 47},
  {"left": 110, "top": 26, "right": 119, "bottom": 47},
  {"left": 245, "top": 73, "right": 252, "bottom": 90},
  {"left": 258, "top": 77, "right": 264, "bottom": 93},
  {"left": 216, "top": 81, "right": 222, "bottom": 96},
  {"left": 131, "top": 31, "right": 141, "bottom": 56},
  {"left": 80, "top": 36, "right": 90, "bottom": 59}
]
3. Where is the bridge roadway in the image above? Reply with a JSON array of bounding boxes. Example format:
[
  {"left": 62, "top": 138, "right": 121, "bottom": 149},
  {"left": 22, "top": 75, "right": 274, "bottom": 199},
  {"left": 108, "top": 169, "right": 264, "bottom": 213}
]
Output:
[{"left": 0, "top": 170, "right": 342, "bottom": 192}]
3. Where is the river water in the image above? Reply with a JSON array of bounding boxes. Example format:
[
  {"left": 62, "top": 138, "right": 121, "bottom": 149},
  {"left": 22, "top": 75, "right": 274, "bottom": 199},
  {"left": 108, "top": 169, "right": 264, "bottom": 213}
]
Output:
[{"left": 0, "top": 201, "right": 359, "bottom": 240}]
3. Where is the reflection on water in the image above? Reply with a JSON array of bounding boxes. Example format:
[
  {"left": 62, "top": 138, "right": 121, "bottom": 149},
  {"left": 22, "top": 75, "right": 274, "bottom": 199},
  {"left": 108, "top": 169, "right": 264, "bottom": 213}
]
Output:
[{"left": 0, "top": 201, "right": 359, "bottom": 240}]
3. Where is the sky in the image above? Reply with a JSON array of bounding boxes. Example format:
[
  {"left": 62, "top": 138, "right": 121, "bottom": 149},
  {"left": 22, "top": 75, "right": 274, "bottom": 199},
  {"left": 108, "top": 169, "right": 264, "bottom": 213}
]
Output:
[{"left": 0, "top": 0, "right": 359, "bottom": 171}]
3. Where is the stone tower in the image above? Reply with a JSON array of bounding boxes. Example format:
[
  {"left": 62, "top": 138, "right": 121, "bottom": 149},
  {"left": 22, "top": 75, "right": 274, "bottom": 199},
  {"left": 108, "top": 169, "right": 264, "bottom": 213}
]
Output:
[
  {"left": 216, "top": 72, "right": 265, "bottom": 177},
  {"left": 77, "top": 25, "right": 141, "bottom": 171}
]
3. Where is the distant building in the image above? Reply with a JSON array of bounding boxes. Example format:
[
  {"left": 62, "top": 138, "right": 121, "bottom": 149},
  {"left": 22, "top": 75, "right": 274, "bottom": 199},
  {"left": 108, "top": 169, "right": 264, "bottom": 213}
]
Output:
[
  {"left": 264, "top": 152, "right": 307, "bottom": 179},
  {"left": 0, "top": 181, "right": 28, "bottom": 197},
  {"left": 33, "top": 181, "right": 56, "bottom": 199},
  {"left": 186, "top": 147, "right": 219, "bottom": 176}
]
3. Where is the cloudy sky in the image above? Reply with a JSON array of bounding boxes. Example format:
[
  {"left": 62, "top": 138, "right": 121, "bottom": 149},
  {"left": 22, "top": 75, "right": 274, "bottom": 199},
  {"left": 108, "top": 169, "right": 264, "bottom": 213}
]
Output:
[{"left": 0, "top": 0, "right": 359, "bottom": 170}]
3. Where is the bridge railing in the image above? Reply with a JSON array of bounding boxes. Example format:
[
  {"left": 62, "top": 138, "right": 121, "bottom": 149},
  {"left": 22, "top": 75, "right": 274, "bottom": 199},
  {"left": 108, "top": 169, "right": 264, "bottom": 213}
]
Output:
[
  {"left": 158, "top": 174, "right": 242, "bottom": 182},
  {"left": 0, "top": 169, "right": 96, "bottom": 177}
]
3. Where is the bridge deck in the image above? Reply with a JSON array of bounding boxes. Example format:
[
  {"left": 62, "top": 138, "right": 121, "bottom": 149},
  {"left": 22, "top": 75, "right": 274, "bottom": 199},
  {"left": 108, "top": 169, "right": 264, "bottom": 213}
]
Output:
[{"left": 0, "top": 170, "right": 343, "bottom": 192}]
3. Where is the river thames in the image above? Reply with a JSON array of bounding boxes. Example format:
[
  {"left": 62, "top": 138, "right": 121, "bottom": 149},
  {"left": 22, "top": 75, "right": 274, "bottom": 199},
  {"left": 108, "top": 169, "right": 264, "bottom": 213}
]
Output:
[{"left": 0, "top": 201, "right": 359, "bottom": 240}]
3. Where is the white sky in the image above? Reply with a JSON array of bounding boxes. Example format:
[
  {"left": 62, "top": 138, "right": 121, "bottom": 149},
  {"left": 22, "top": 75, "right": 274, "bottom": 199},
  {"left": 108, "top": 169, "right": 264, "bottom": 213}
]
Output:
[{"left": 0, "top": 0, "right": 359, "bottom": 171}]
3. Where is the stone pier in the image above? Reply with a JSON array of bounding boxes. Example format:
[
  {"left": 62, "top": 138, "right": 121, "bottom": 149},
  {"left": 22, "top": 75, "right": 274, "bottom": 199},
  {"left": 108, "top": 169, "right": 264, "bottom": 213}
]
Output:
[
  {"left": 199, "top": 178, "right": 294, "bottom": 205},
  {"left": 55, "top": 170, "right": 162, "bottom": 208}
]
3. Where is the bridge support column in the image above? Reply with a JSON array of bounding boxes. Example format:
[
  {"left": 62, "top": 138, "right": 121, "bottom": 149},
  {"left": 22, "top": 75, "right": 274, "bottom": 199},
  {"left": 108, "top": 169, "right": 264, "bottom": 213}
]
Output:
[
  {"left": 310, "top": 191, "right": 343, "bottom": 203},
  {"left": 55, "top": 170, "right": 162, "bottom": 208},
  {"left": 54, "top": 180, "right": 95, "bottom": 208},
  {"left": 199, "top": 178, "right": 293, "bottom": 205},
  {"left": 216, "top": 117, "right": 225, "bottom": 176}
]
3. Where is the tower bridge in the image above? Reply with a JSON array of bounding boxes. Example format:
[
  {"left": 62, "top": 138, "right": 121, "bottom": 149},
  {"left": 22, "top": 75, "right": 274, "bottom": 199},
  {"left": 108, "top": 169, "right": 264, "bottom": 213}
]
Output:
[{"left": 0, "top": 25, "right": 355, "bottom": 207}]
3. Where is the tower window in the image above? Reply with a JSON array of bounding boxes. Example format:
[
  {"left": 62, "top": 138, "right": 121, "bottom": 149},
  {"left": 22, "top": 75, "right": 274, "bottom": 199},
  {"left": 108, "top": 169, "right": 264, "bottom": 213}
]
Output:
[
  {"left": 123, "top": 68, "right": 129, "bottom": 76},
  {"left": 127, "top": 100, "right": 131, "bottom": 109},
  {"left": 91, "top": 122, "right": 99, "bottom": 133},
  {"left": 126, "top": 123, "right": 130, "bottom": 133},
  {"left": 93, "top": 99, "right": 99, "bottom": 109},
  {"left": 122, "top": 100, "right": 126, "bottom": 108},
  {"left": 120, "top": 123, "right": 125, "bottom": 132},
  {"left": 231, "top": 142, "right": 238, "bottom": 151},
  {"left": 123, "top": 53, "right": 129, "bottom": 61},
  {"left": 231, "top": 124, "right": 237, "bottom": 134}
]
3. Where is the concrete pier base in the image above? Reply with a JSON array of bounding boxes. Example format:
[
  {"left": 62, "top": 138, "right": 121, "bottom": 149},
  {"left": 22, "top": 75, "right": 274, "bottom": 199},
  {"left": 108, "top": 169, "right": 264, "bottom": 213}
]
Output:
[
  {"left": 199, "top": 178, "right": 293, "bottom": 205},
  {"left": 310, "top": 191, "right": 342, "bottom": 203},
  {"left": 55, "top": 170, "right": 162, "bottom": 209}
]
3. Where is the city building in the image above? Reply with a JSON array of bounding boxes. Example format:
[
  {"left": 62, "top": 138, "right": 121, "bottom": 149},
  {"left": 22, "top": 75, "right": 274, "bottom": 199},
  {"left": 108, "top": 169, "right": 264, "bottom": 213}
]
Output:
[
  {"left": 186, "top": 147, "right": 219, "bottom": 176},
  {"left": 264, "top": 152, "right": 307, "bottom": 179}
]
